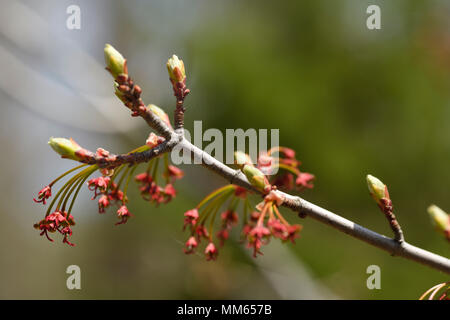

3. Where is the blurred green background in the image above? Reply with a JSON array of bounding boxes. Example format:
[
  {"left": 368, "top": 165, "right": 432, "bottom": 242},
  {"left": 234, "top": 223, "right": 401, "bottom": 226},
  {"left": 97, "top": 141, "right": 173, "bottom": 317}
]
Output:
[{"left": 0, "top": 0, "right": 449, "bottom": 299}]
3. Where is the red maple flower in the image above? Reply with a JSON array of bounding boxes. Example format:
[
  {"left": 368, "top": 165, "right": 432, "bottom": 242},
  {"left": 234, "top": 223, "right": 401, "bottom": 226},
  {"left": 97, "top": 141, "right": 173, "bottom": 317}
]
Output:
[
  {"left": 108, "top": 182, "right": 124, "bottom": 203},
  {"left": 234, "top": 186, "right": 248, "bottom": 199},
  {"left": 163, "top": 184, "right": 176, "bottom": 202},
  {"left": 241, "top": 224, "right": 253, "bottom": 238},
  {"left": 61, "top": 226, "right": 75, "bottom": 246},
  {"left": 205, "top": 242, "right": 218, "bottom": 261},
  {"left": 250, "top": 211, "right": 261, "bottom": 223},
  {"left": 295, "top": 172, "right": 315, "bottom": 189},
  {"left": 88, "top": 176, "right": 111, "bottom": 199},
  {"left": 65, "top": 213, "right": 76, "bottom": 226},
  {"left": 98, "top": 195, "right": 110, "bottom": 213},
  {"left": 247, "top": 225, "right": 271, "bottom": 257},
  {"left": 115, "top": 205, "right": 132, "bottom": 225},
  {"left": 183, "top": 236, "right": 198, "bottom": 254},
  {"left": 34, "top": 219, "right": 56, "bottom": 242},
  {"left": 286, "top": 225, "right": 302, "bottom": 243},
  {"left": 136, "top": 174, "right": 167, "bottom": 204},
  {"left": 280, "top": 147, "right": 296, "bottom": 159},
  {"left": 194, "top": 224, "right": 209, "bottom": 242},
  {"left": 33, "top": 186, "right": 52, "bottom": 205},
  {"left": 216, "top": 229, "right": 229, "bottom": 247},
  {"left": 268, "top": 218, "right": 288, "bottom": 240},
  {"left": 135, "top": 172, "right": 150, "bottom": 183},
  {"left": 166, "top": 165, "right": 184, "bottom": 181},
  {"left": 47, "top": 210, "right": 67, "bottom": 227},
  {"left": 183, "top": 209, "right": 199, "bottom": 230},
  {"left": 34, "top": 210, "right": 76, "bottom": 246},
  {"left": 221, "top": 210, "right": 239, "bottom": 227}
]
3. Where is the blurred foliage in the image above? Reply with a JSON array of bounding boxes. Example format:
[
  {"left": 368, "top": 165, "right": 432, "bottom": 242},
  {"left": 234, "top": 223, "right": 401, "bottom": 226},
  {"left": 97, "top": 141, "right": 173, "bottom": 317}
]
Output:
[{"left": 1, "top": 0, "right": 449, "bottom": 299}]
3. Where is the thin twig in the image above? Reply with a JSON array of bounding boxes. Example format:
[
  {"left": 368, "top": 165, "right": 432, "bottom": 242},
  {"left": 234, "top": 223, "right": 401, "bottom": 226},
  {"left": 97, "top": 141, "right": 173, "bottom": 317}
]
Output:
[{"left": 379, "top": 198, "right": 404, "bottom": 242}]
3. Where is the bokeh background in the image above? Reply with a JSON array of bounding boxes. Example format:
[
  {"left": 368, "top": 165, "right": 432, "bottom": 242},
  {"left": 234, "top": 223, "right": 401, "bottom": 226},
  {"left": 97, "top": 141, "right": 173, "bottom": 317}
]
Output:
[{"left": 0, "top": 0, "right": 449, "bottom": 299}]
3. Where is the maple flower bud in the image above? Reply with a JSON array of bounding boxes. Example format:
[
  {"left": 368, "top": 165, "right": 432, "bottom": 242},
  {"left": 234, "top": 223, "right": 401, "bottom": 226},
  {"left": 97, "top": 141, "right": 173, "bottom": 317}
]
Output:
[
  {"left": 427, "top": 205, "right": 450, "bottom": 236},
  {"left": 146, "top": 132, "right": 159, "bottom": 148},
  {"left": 242, "top": 165, "right": 270, "bottom": 192},
  {"left": 166, "top": 55, "right": 186, "bottom": 83},
  {"left": 48, "top": 137, "right": 82, "bottom": 161},
  {"left": 366, "top": 174, "right": 388, "bottom": 205},
  {"left": 148, "top": 104, "right": 171, "bottom": 127},
  {"left": 104, "top": 44, "right": 127, "bottom": 78}
]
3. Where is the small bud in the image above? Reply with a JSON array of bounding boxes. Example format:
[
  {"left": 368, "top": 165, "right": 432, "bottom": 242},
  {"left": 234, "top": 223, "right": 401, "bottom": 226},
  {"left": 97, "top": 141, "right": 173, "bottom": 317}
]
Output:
[
  {"left": 366, "top": 174, "right": 388, "bottom": 205},
  {"left": 104, "top": 44, "right": 127, "bottom": 78},
  {"left": 234, "top": 151, "right": 253, "bottom": 168},
  {"left": 146, "top": 132, "right": 159, "bottom": 148},
  {"left": 96, "top": 148, "right": 110, "bottom": 158},
  {"left": 242, "top": 165, "right": 270, "bottom": 192},
  {"left": 427, "top": 205, "right": 450, "bottom": 236},
  {"left": 148, "top": 104, "right": 171, "bottom": 128},
  {"left": 166, "top": 55, "right": 186, "bottom": 83},
  {"left": 48, "top": 137, "right": 82, "bottom": 161},
  {"left": 114, "top": 82, "right": 125, "bottom": 102}
]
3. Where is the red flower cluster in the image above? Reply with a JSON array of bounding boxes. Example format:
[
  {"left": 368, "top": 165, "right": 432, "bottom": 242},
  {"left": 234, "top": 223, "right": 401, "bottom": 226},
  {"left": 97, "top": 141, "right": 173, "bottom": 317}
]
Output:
[
  {"left": 33, "top": 210, "right": 76, "bottom": 246},
  {"left": 181, "top": 181, "right": 304, "bottom": 260},
  {"left": 182, "top": 207, "right": 221, "bottom": 260},
  {"left": 182, "top": 234, "right": 217, "bottom": 261},
  {"left": 135, "top": 172, "right": 176, "bottom": 204},
  {"left": 258, "top": 146, "right": 315, "bottom": 191},
  {"left": 243, "top": 193, "right": 302, "bottom": 257},
  {"left": 88, "top": 176, "right": 131, "bottom": 225},
  {"left": 134, "top": 163, "right": 183, "bottom": 205}
]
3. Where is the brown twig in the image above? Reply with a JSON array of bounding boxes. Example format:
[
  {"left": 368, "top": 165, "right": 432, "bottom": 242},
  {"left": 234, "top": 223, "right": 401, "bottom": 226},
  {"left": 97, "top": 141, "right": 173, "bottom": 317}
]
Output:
[
  {"left": 171, "top": 79, "right": 190, "bottom": 131},
  {"left": 379, "top": 198, "right": 405, "bottom": 242},
  {"left": 115, "top": 74, "right": 173, "bottom": 140},
  {"left": 76, "top": 139, "right": 178, "bottom": 169}
]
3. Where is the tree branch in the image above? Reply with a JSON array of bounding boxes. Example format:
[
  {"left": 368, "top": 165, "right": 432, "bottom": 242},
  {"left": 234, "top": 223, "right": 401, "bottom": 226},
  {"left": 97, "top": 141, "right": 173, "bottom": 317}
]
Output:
[
  {"left": 79, "top": 138, "right": 178, "bottom": 168},
  {"left": 174, "top": 137, "right": 450, "bottom": 274},
  {"left": 102, "top": 46, "right": 450, "bottom": 274}
]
